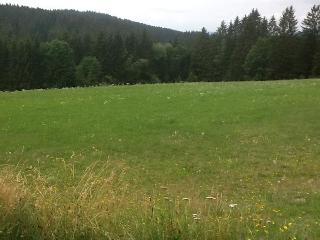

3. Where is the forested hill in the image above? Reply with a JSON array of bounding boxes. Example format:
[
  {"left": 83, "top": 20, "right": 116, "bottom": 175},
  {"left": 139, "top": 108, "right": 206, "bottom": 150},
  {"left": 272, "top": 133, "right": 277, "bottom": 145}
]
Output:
[
  {"left": 0, "top": 4, "right": 194, "bottom": 42},
  {"left": 0, "top": 4, "right": 319, "bottom": 91}
]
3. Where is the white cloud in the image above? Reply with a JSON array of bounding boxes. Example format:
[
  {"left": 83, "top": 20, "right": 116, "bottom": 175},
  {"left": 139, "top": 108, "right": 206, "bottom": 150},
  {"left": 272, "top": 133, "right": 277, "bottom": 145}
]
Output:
[{"left": 0, "top": 0, "right": 318, "bottom": 31}]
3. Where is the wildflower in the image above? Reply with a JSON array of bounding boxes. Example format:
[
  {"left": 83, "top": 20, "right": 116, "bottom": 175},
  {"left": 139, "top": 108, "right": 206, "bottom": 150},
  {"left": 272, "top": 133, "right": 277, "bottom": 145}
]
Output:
[
  {"left": 192, "top": 213, "right": 200, "bottom": 221},
  {"left": 229, "top": 203, "right": 238, "bottom": 208}
]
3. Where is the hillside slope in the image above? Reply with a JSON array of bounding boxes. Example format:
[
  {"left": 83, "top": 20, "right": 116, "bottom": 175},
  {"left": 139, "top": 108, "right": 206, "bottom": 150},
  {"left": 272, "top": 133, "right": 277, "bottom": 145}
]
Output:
[{"left": 0, "top": 4, "right": 196, "bottom": 42}]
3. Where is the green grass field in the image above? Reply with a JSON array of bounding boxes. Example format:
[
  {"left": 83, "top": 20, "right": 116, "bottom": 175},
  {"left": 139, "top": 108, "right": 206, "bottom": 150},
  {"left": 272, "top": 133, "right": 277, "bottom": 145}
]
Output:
[{"left": 0, "top": 80, "right": 320, "bottom": 239}]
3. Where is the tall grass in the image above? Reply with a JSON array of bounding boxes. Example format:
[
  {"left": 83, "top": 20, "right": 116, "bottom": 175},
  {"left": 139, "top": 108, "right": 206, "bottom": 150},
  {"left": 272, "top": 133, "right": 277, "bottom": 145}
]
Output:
[{"left": 0, "top": 163, "right": 303, "bottom": 240}]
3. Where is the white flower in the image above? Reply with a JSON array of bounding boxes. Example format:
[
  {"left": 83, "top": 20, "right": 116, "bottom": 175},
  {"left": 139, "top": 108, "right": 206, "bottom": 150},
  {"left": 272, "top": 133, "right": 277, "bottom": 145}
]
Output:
[{"left": 229, "top": 203, "right": 238, "bottom": 208}]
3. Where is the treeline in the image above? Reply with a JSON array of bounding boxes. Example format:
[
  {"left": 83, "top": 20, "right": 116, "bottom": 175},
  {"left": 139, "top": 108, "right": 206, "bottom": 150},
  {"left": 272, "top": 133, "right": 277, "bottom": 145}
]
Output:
[
  {"left": 0, "top": 5, "right": 319, "bottom": 91},
  {"left": 192, "top": 5, "right": 320, "bottom": 81},
  {"left": 0, "top": 31, "right": 191, "bottom": 90}
]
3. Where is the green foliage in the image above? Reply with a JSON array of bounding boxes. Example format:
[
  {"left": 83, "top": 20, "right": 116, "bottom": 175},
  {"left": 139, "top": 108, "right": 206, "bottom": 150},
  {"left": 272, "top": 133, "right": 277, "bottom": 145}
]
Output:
[
  {"left": 268, "top": 16, "right": 279, "bottom": 36},
  {"left": 301, "top": 5, "right": 320, "bottom": 77},
  {"left": 76, "top": 56, "right": 102, "bottom": 86},
  {"left": 125, "top": 58, "right": 153, "bottom": 84},
  {"left": 302, "top": 5, "right": 320, "bottom": 36},
  {"left": 244, "top": 38, "right": 272, "bottom": 80},
  {"left": 312, "top": 48, "right": 320, "bottom": 76},
  {"left": 1, "top": 4, "right": 320, "bottom": 91},
  {"left": 279, "top": 6, "right": 298, "bottom": 36},
  {"left": 41, "top": 40, "right": 76, "bottom": 88},
  {"left": 191, "top": 28, "right": 214, "bottom": 81}
]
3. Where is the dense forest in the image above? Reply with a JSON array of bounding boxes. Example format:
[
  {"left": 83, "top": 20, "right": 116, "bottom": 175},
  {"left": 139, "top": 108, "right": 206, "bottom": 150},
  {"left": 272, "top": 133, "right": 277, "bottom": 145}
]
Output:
[{"left": 0, "top": 4, "right": 319, "bottom": 90}]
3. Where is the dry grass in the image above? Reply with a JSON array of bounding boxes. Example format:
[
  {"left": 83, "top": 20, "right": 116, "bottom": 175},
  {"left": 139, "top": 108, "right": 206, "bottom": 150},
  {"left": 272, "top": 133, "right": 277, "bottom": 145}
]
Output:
[{"left": 0, "top": 162, "right": 313, "bottom": 240}]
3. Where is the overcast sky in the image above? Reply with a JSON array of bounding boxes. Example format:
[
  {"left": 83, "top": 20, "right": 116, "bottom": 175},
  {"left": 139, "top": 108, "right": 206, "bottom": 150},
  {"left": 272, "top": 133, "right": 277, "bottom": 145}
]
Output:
[{"left": 0, "top": 0, "right": 318, "bottom": 32}]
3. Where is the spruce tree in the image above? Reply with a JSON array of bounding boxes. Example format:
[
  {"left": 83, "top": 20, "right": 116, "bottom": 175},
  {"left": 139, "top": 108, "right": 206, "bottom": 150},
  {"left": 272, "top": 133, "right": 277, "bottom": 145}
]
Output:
[
  {"left": 312, "top": 49, "right": 320, "bottom": 76},
  {"left": 268, "top": 16, "right": 279, "bottom": 36},
  {"left": 301, "top": 5, "right": 320, "bottom": 77},
  {"left": 0, "top": 39, "right": 9, "bottom": 90},
  {"left": 279, "top": 6, "right": 298, "bottom": 36},
  {"left": 302, "top": 5, "right": 320, "bottom": 36},
  {"left": 244, "top": 38, "right": 272, "bottom": 80},
  {"left": 191, "top": 27, "right": 213, "bottom": 81}
]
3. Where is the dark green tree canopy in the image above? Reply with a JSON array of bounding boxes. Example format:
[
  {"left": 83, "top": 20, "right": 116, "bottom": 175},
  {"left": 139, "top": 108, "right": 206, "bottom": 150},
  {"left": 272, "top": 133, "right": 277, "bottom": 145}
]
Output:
[
  {"left": 302, "top": 5, "right": 320, "bottom": 36},
  {"left": 268, "top": 16, "right": 279, "bottom": 36},
  {"left": 76, "top": 56, "right": 102, "bottom": 86},
  {"left": 279, "top": 6, "right": 298, "bottom": 36},
  {"left": 41, "top": 40, "right": 76, "bottom": 88},
  {"left": 0, "top": 4, "right": 320, "bottom": 91}
]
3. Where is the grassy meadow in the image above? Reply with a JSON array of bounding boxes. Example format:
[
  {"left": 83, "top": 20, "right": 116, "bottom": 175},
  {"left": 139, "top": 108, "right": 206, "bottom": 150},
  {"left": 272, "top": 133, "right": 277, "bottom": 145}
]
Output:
[{"left": 0, "top": 80, "right": 320, "bottom": 239}]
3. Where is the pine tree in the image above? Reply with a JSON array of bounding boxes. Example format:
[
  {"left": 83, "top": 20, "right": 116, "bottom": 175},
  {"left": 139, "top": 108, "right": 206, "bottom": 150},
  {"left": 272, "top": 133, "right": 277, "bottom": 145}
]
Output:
[
  {"left": 301, "top": 5, "right": 320, "bottom": 77},
  {"left": 138, "top": 31, "right": 153, "bottom": 59},
  {"left": 279, "top": 6, "right": 298, "bottom": 36},
  {"left": 268, "top": 16, "right": 279, "bottom": 36},
  {"left": 227, "top": 10, "right": 264, "bottom": 81},
  {"left": 244, "top": 38, "right": 272, "bottom": 80},
  {"left": 191, "top": 27, "right": 214, "bottom": 81},
  {"left": 125, "top": 33, "right": 138, "bottom": 59},
  {"left": 7, "top": 40, "right": 19, "bottom": 90},
  {"left": 312, "top": 48, "right": 320, "bottom": 76},
  {"left": 0, "top": 39, "right": 9, "bottom": 90},
  {"left": 302, "top": 5, "right": 320, "bottom": 36},
  {"left": 260, "top": 17, "right": 269, "bottom": 37},
  {"left": 107, "top": 34, "right": 127, "bottom": 83},
  {"left": 15, "top": 40, "right": 33, "bottom": 89},
  {"left": 217, "top": 21, "right": 228, "bottom": 36},
  {"left": 94, "top": 33, "right": 108, "bottom": 75}
]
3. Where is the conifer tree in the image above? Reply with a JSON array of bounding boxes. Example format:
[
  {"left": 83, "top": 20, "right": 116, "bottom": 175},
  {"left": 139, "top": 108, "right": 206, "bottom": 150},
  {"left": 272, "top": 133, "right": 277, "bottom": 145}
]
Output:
[
  {"left": 279, "top": 6, "right": 298, "bottom": 36},
  {"left": 268, "top": 16, "right": 279, "bottom": 36},
  {"left": 302, "top": 5, "right": 320, "bottom": 77},
  {"left": 302, "top": 5, "right": 320, "bottom": 36},
  {"left": 191, "top": 27, "right": 213, "bottom": 81}
]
